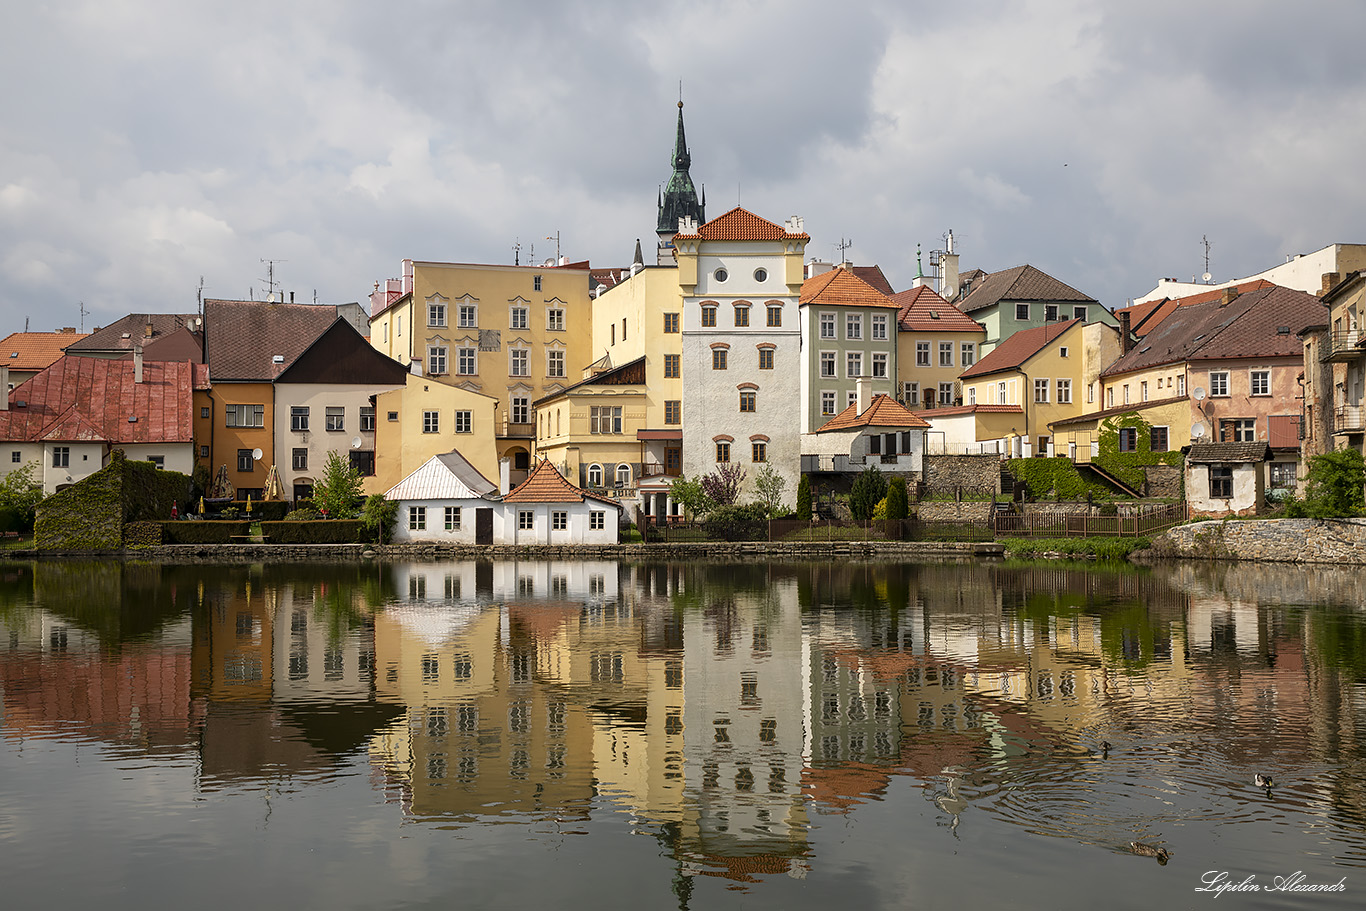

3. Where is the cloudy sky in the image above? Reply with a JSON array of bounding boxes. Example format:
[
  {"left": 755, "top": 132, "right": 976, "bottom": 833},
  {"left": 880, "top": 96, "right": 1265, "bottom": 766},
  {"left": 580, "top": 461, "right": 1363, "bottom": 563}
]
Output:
[{"left": 4, "top": 0, "right": 1365, "bottom": 333}]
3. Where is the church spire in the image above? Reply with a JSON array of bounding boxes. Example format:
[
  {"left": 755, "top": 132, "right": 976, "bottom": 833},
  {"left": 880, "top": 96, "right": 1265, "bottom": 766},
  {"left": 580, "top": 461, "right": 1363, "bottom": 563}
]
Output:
[{"left": 657, "top": 99, "right": 704, "bottom": 245}]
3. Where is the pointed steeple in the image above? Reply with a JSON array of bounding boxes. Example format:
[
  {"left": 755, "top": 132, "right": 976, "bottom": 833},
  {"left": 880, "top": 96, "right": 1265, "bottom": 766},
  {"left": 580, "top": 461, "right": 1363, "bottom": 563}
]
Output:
[
  {"left": 657, "top": 99, "right": 704, "bottom": 238},
  {"left": 633, "top": 238, "right": 644, "bottom": 267}
]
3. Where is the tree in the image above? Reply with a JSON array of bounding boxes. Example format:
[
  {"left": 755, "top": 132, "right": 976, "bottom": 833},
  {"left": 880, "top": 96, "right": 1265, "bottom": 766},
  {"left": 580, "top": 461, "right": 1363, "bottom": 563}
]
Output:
[
  {"left": 360, "top": 494, "right": 398, "bottom": 542},
  {"left": 751, "top": 465, "right": 786, "bottom": 517},
  {"left": 0, "top": 463, "right": 43, "bottom": 533},
  {"left": 886, "top": 476, "right": 909, "bottom": 520},
  {"left": 795, "top": 474, "right": 813, "bottom": 520},
  {"left": 850, "top": 465, "right": 887, "bottom": 520},
  {"left": 1286, "top": 448, "right": 1365, "bottom": 518},
  {"left": 311, "top": 451, "right": 364, "bottom": 518},
  {"left": 701, "top": 463, "right": 746, "bottom": 508},
  {"left": 668, "top": 475, "right": 714, "bottom": 519}
]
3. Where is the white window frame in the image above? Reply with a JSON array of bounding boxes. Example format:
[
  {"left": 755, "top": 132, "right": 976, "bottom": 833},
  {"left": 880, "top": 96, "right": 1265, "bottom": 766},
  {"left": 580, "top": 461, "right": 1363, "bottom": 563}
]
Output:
[
  {"left": 1034, "top": 379, "right": 1049, "bottom": 403},
  {"left": 552, "top": 511, "right": 568, "bottom": 531},
  {"left": 325, "top": 406, "right": 344, "bottom": 432},
  {"left": 509, "top": 347, "right": 529, "bottom": 377},
  {"left": 871, "top": 314, "right": 888, "bottom": 340},
  {"left": 409, "top": 506, "right": 426, "bottom": 530},
  {"left": 518, "top": 510, "right": 534, "bottom": 530},
  {"left": 820, "top": 351, "right": 836, "bottom": 378},
  {"left": 902, "top": 382, "right": 919, "bottom": 406},
  {"left": 422, "top": 410, "right": 439, "bottom": 434},
  {"left": 1057, "top": 379, "right": 1072, "bottom": 404},
  {"left": 428, "top": 345, "right": 448, "bottom": 376},
  {"left": 1210, "top": 371, "right": 1230, "bottom": 397},
  {"left": 455, "top": 410, "right": 472, "bottom": 433},
  {"left": 589, "top": 511, "right": 605, "bottom": 531},
  {"left": 1250, "top": 369, "right": 1270, "bottom": 396},
  {"left": 509, "top": 305, "right": 528, "bottom": 330},
  {"left": 871, "top": 352, "right": 888, "bottom": 378},
  {"left": 846, "top": 351, "right": 862, "bottom": 378},
  {"left": 445, "top": 506, "right": 461, "bottom": 530},
  {"left": 961, "top": 342, "right": 976, "bottom": 367},
  {"left": 428, "top": 299, "right": 447, "bottom": 328},
  {"left": 458, "top": 303, "right": 478, "bottom": 329},
  {"left": 456, "top": 347, "right": 476, "bottom": 376},
  {"left": 546, "top": 349, "right": 565, "bottom": 378},
  {"left": 939, "top": 342, "right": 954, "bottom": 368},
  {"left": 916, "top": 341, "right": 931, "bottom": 367},
  {"left": 546, "top": 307, "right": 565, "bottom": 331},
  {"left": 821, "top": 391, "right": 836, "bottom": 415},
  {"left": 845, "top": 313, "right": 862, "bottom": 340},
  {"left": 819, "top": 312, "right": 836, "bottom": 339}
]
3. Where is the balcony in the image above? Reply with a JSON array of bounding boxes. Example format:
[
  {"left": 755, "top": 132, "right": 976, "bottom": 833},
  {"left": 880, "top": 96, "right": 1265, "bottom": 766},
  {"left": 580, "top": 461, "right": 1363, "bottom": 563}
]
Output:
[
  {"left": 1334, "top": 405, "right": 1366, "bottom": 434},
  {"left": 639, "top": 461, "right": 682, "bottom": 479},
  {"left": 499, "top": 419, "right": 534, "bottom": 439},
  {"left": 1322, "top": 329, "right": 1366, "bottom": 363}
]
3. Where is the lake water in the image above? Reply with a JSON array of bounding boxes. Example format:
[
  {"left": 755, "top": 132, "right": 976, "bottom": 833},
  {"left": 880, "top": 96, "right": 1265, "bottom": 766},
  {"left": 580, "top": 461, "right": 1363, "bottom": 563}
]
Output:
[{"left": 2, "top": 557, "right": 1365, "bottom": 909}]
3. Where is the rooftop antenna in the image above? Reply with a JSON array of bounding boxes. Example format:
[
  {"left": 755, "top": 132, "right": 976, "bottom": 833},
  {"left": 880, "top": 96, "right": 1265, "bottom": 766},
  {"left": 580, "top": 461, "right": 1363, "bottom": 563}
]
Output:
[
  {"left": 1201, "top": 235, "right": 1213, "bottom": 282},
  {"left": 545, "top": 232, "right": 560, "bottom": 264},
  {"left": 514, "top": 238, "right": 522, "bottom": 266},
  {"left": 78, "top": 300, "right": 88, "bottom": 333},
  {"left": 196, "top": 276, "right": 204, "bottom": 317},
  {"left": 835, "top": 238, "right": 853, "bottom": 264},
  {"left": 259, "top": 259, "right": 287, "bottom": 301}
]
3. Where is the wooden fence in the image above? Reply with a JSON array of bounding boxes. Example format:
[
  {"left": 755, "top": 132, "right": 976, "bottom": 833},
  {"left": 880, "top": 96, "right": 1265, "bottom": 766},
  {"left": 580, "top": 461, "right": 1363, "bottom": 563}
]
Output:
[{"left": 993, "top": 502, "right": 1189, "bottom": 538}]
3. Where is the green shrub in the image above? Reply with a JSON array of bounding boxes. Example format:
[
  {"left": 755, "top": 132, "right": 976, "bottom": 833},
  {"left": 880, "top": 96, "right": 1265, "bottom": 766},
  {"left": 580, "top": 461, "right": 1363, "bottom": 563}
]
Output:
[
  {"left": 702, "top": 504, "right": 769, "bottom": 541},
  {"left": 260, "top": 519, "right": 368, "bottom": 544},
  {"left": 235, "top": 499, "right": 290, "bottom": 521},
  {"left": 850, "top": 466, "right": 887, "bottom": 520},
  {"left": 163, "top": 521, "right": 252, "bottom": 544},
  {"left": 284, "top": 506, "right": 322, "bottom": 521},
  {"left": 796, "top": 474, "right": 813, "bottom": 521},
  {"left": 1285, "top": 448, "right": 1365, "bottom": 518},
  {"left": 886, "top": 477, "right": 909, "bottom": 520},
  {"left": 35, "top": 450, "right": 190, "bottom": 551},
  {"left": 1001, "top": 536, "right": 1151, "bottom": 560}
]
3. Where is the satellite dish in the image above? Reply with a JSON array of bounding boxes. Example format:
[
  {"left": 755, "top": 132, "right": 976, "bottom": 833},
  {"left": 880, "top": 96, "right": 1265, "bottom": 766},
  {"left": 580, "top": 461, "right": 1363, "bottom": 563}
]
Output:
[
  {"left": 350, "top": 436, "right": 363, "bottom": 450},
  {"left": 251, "top": 448, "right": 263, "bottom": 461},
  {"left": 1193, "top": 387, "right": 1207, "bottom": 401},
  {"left": 1202, "top": 272, "right": 1212, "bottom": 283},
  {"left": 1191, "top": 423, "right": 1206, "bottom": 439}
]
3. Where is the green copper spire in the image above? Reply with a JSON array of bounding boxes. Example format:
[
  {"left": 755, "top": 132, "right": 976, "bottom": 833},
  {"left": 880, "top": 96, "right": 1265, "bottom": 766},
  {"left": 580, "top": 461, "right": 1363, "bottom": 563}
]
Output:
[
  {"left": 657, "top": 100, "right": 704, "bottom": 236},
  {"left": 916, "top": 244, "right": 924, "bottom": 278}
]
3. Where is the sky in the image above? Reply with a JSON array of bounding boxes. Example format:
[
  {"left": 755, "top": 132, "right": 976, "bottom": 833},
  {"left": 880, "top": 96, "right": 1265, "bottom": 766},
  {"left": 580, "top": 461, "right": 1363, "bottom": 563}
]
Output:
[{"left": 4, "top": 0, "right": 1366, "bottom": 334}]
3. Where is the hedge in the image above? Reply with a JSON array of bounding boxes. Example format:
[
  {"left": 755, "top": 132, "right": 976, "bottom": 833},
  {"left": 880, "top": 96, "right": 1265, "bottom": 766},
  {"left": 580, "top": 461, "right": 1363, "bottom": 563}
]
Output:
[
  {"left": 162, "top": 521, "right": 252, "bottom": 544},
  {"left": 259, "top": 519, "right": 370, "bottom": 544},
  {"left": 35, "top": 450, "right": 191, "bottom": 550}
]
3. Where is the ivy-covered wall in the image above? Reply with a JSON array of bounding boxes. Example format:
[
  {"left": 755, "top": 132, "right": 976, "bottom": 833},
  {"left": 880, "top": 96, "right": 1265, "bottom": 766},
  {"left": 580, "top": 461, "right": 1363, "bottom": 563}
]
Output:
[
  {"left": 35, "top": 450, "right": 192, "bottom": 551},
  {"left": 1007, "top": 457, "right": 1114, "bottom": 500},
  {"left": 1093, "top": 412, "right": 1184, "bottom": 491}
]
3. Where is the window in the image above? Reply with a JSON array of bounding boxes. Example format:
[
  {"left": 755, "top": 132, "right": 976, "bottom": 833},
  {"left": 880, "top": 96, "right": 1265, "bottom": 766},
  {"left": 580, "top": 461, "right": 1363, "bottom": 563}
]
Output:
[
  {"left": 512, "top": 397, "right": 528, "bottom": 424},
  {"left": 1073, "top": 306, "right": 1088, "bottom": 321},
  {"left": 739, "top": 390, "right": 756, "bottom": 412},
  {"left": 426, "top": 345, "right": 447, "bottom": 375},
  {"left": 1107, "top": 387, "right": 1114, "bottom": 408},
  {"left": 350, "top": 451, "right": 374, "bottom": 476},
  {"left": 714, "top": 267, "right": 728, "bottom": 282},
  {"left": 871, "top": 314, "right": 888, "bottom": 340},
  {"left": 820, "top": 351, "right": 836, "bottom": 377},
  {"left": 616, "top": 463, "right": 632, "bottom": 487},
  {"left": 1045, "top": 304, "right": 1059, "bottom": 321},
  {"left": 225, "top": 404, "right": 264, "bottom": 427},
  {"left": 916, "top": 341, "right": 930, "bottom": 367},
  {"left": 360, "top": 407, "right": 375, "bottom": 432},
  {"left": 1251, "top": 370, "right": 1270, "bottom": 396},
  {"left": 846, "top": 313, "right": 862, "bottom": 339},
  {"left": 1034, "top": 379, "right": 1049, "bottom": 403},
  {"left": 388, "top": 411, "right": 399, "bottom": 421},
  {"left": 1141, "top": 381, "right": 1149, "bottom": 402},
  {"left": 961, "top": 342, "right": 976, "bottom": 367},
  {"left": 237, "top": 449, "right": 254, "bottom": 472},
  {"left": 752, "top": 441, "right": 767, "bottom": 462},
  {"left": 458, "top": 304, "right": 477, "bottom": 328},
  {"left": 587, "top": 464, "right": 603, "bottom": 487},
  {"left": 292, "top": 448, "right": 308, "bottom": 470},
  {"left": 552, "top": 511, "right": 567, "bottom": 531},
  {"left": 939, "top": 382, "right": 955, "bottom": 405},
  {"left": 968, "top": 387, "right": 976, "bottom": 405},
  {"left": 664, "top": 312, "right": 679, "bottom": 333},
  {"left": 664, "top": 354, "right": 681, "bottom": 378},
  {"left": 325, "top": 407, "right": 344, "bottom": 431},
  {"left": 1123, "top": 384, "right": 1130, "bottom": 404},
  {"left": 734, "top": 306, "right": 750, "bottom": 327},
  {"left": 455, "top": 410, "right": 472, "bottom": 433},
  {"left": 547, "top": 350, "right": 565, "bottom": 377},
  {"left": 534, "top": 275, "right": 542, "bottom": 291},
  {"left": 455, "top": 347, "right": 475, "bottom": 375},
  {"left": 1269, "top": 462, "right": 1297, "bottom": 489},
  {"left": 445, "top": 506, "right": 461, "bottom": 530},
  {"left": 1058, "top": 346, "right": 1069, "bottom": 358},
  {"left": 753, "top": 267, "right": 767, "bottom": 282},
  {"left": 819, "top": 313, "right": 836, "bottom": 339},
  {"left": 848, "top": 390, "right": 860, "bottom": 407},
  {"left": 409, "top": 506, "right": 426, "bottom": 530},
  {"left": 589, "top": 511, "right": 605, "bottom": 530},
  {"left": 429, "top": 300, "right": 447, "bottom": 327},
  {"left": 422, "top": 410, "right": 439, "bottom": 433},
  {"left": 200, "top": 406, "right": 210, "bottom": 419},
  {"left": 510, "top": 347, "right": 529, "bottom": 376},
  {"left": 52, "top": 446, "right": 69, "bottom": 468},
  {"left": 1150, "top": 426, "right": 1169, "bottom": 452},
  {"left": 1178, "top": 374, "right": 1186, "bottom": 396},
  {"left": 767, "top": 305, "right": 782, "bottom": 327},
  {"left": 821, "top": 391, "right": 836, "bottom": 415},
  {"left": 847, "top": 352, "right": 862, "bottom": 377},
  {"left": 939, "top": 342, "right": 954, "bottom": 367},
  {"left": 1210, "top": 465, "right": 1233, "bottom": 499},
  {"left": 712, "top": 348, "right": 728, "bottom": 370},
  {"left": 701, "top": 306, "right": 717, "bottom": 327},
  {"left": 546, "top": 308, "right": 564, "bottom": 331},
  {"left": 1118, "top": 428, "right": 1137, "bottom": 452},
  {"left": 1210, "top": 371, "right": 1230, "bottom": 397},
  {"left": 10, "top": 451, "right": 19, "bottom": 463},
  {"left": 1057, "top": 379, "right": 1072, "bottom": 403},
  {"left": 998, "top": 381, "right": 1007, "bottom": 404},
  {"left": 871, "top": 352, "right": 888, "bottom": 377},
  {"left": 664, "top": 400, "right": 681, "bottom": 424},
  {"left": 758, "top": 348, "right": 774, "bottom": 370},
  {"left": 519, "top": 511, "right": 534, "bottom": 530},
  {"left": 1225, "top": 418, "right": 1257, "bottom": 442},
  {"left": 1016, "top": 303, "right": 1030, "bottom": 321},
  {"left": 590, "top": 406, "right": 622, "bottom": 434},
  {"left": 902, "top": 382, "right": 919, "bottom": 406},
  {"left": 510, "top": 306, "right": 528, "bottom": 330},
  {"left": 715, "top": 441, "right": 731, "bottom": 462}
]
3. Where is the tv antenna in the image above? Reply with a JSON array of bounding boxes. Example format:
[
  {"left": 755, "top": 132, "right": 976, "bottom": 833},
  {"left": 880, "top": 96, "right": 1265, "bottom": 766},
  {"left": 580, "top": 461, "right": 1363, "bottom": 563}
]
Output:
[
  {"left": 514, "top": 238, "right": 522, "bottom": 266},
  {"left": 545, "top": 232, "right": 560, "bottom": 264},
  {"left": 1201, "top": 235, "right": 1212, "bottom": 282},
  {"left": 196, "top": 276, "right": 204, "bottom": 316},
  {"left": 259, "top": 259, "right": 287, "bottom": 300},
  {"left": 835, "top": 237, "right": 853, "bottom": 264},
  {"left": 78, "top": 300, "right": 88, "bottom": 333}
]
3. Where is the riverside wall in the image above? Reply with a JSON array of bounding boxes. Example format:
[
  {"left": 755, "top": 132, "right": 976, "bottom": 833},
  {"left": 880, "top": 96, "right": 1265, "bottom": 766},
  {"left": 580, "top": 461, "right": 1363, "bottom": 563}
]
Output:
[{"left": 1156, "top": 517, "right": 1366, "bottom": 564}]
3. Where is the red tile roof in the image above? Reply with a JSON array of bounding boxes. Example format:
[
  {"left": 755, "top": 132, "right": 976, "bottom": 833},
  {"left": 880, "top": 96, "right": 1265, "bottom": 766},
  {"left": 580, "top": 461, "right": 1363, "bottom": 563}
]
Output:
[
  {"left": 851, "top": 265, "right": 895, "bottom": 296},
  {"left": 891, "top": 285, "right": 985, "bottom": 333},
  {"left": 960, "top": 319, "right": 1080, "bottom": 379},
  {"left": 800, "top": 267, "right": 901, "bottom": 308},
  {"left": 674, "top": 206, "right": 809, "bottom": 241},
  {"left": 958, "top": 264, "right": 1096, "bottom": 314},
  {"left": 503, "top": 459, "right": 618, "bottom": 506},
  {"left": 815, "top": 394, "right": 931, "bottom": 432},
  {"left": 204, "top": 300, "right": 340, "bottom": 382},
  {"left": 912, "top": 404, "right": 1022, "bottom": 418},
  {"left": 0, "top": 356, "right": 196, "bottom": 444},
  {"left": 0, "top": 331, "right": 90, "bottom": 372}
]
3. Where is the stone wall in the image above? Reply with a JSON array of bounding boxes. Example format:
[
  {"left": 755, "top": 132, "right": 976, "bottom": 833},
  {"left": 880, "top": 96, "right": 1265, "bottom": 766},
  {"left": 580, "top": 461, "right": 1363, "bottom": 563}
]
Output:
[
  {"left": 1144, "top": 465, "right": 1182, "bottom": 498},
  {"left": 923, "top": 454, "right": 1001, "bottom": 492},
  {"left": 1157, "top": 518, "right": 1366, "bottom": 564},
  {"left": 917, "top": 501, "right": 992, "bottom": 522}
]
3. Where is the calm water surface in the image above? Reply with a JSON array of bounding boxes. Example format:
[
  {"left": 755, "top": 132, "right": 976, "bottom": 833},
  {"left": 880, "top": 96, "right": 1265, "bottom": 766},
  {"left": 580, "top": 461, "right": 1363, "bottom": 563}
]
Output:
[{"left": 2, "top": 558, "right": 1365, "bottom": 909}]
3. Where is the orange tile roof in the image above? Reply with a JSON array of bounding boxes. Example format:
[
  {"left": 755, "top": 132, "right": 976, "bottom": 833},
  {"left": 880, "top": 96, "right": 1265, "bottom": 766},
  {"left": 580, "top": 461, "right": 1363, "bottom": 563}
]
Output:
[
  {"left": 503, "top": 459, "right": 619, "bottom": 507},
  {"left": 674, "top": 206, "right": 809, "bottom": 241},
  {"left": 815, "top": 393, "right": 931, "bottom": 432},
  {"left": 891, "top": 285, "right": 986, "bottom": 332},
  {"left": 799, "top": 267, "right": 901, "bottom": 308},
  {"left": 959, "top": 319, "right": 1080, "bottom": 379},
  {"left": 0, "top": 331, "right": 90, "bottom": 371},
  {"left": 912, "top": 404, "right": 1022, "bottom": 418}
]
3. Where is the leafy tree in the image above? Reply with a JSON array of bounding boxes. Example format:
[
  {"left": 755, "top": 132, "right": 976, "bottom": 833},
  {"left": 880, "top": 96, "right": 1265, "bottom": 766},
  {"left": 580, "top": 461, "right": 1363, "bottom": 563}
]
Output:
[
  {"left": 311, "top": 451, "right": 364, "bottom": 518},
  {"left": 795, "top": 474, "right": 813, "bottom": 520},
  {"left": 885, "top": 476, "right": 909, "bottom": 520},
  {"left": 849, "top": 465, "right": 887, "bottom": 520},
  {"left": 751, "top": 465, "right": 786, "bottom": 517},
  {"left": 360, "top": 494, "right": 398, "bottom": 542},
  {"left": 0, "top": 463, "right": 44, "bottom": 533},
  {"left": 701, "top": 462, "right": 746, "bottom": 508},
  {"left": 1286, "top": 448, "right": 1365, "bottom": 518},
  {"left": 668, "top": 475, "right": 714, "bottom": 519}
]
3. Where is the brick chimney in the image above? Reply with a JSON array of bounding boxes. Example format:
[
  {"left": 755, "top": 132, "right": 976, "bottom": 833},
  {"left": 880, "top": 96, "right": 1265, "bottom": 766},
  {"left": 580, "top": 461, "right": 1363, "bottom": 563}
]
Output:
[
  {"left": 1118, "top": 311, "right": 1133, "bottom": 353},
  {"left": 144, "top": 321, "right": 154, "bottom": 338},
  {"left": 1321, "top": 272, "right": 1343, "bottom": 297},
  {"left": 1219, "top": 286, "right": 1240, "bottom": 308}
]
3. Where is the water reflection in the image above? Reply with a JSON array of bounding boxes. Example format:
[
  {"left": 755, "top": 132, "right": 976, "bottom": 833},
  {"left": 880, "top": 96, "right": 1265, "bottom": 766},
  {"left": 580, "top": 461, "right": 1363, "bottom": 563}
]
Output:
[{"left": 2, "top": 558, "right": 1366, "bottom": 904}]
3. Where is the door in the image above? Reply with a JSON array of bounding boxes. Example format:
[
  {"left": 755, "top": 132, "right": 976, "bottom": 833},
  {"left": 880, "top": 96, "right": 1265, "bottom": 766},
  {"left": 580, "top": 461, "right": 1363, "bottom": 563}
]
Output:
[{"left": 476, "top": 508, "right": 493, "bottom": 545}]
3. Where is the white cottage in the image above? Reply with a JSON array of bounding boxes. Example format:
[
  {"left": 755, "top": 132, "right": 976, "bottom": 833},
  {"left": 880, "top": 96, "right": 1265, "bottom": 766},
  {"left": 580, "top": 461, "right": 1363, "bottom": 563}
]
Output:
[
  {"left": 802, "top": 388, "right": 930, "bottom": 477},
  {"left": 1185, "top": 441, "right": 1271, "bottom": 518},
  {"left": 386, "top": 450, "right": 501, "bottom": 544},
  {"left": 499, "top": 459, "right": 622, "bottom": 545}
]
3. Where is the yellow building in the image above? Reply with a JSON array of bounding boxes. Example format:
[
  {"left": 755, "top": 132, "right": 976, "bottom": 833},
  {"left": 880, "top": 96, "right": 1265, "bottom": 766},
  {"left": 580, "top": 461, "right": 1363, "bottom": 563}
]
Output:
[
  {"left": 369, "top": 374, "right": 500, "bottom": 496},
  {"left": 890, "top": 283, "right": 986, "bottom": 411}
]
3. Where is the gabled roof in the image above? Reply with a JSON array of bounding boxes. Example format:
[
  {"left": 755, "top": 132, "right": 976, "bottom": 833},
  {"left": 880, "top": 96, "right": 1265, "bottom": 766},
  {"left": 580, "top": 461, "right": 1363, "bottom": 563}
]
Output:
[
  {"left": 960, "top": 320, "right": 1080, "bottom": 379},
  {"left": 891, "top": 285, "right": 985, "bottom": 333},
  {"left": 674, "top": 206, "right": 809, "bottom": 242},
  {"left": 533, "top": 357, "right": 646, "bottom": 407},
  {"left": 0, "top": 356, "right": 198, "bottom": 445},
  {"left": 1187, "top": 442, "right": 1271, "bottom": 463},
  {"left": 815, "top": 394, "right": 931, "bottom": 432},
  {"left": 275, "top": 317, "right": 411, "bottom": 386},
  {"left": 912, "top": 403, "right": 1022, "bottom": 418},
  {"left": 64, "top": 313, "right": 198, "bottom": 355},
  {"left": 0, "top": 331, "right": 90, "bottom": 371},
  {"left": 204, "top": 300, "right": 340, "bottom": 382},
  {"left": 1116, "top": 279, "right": 1277, "bottom": 337},
  {"left": 1100, "top": 285, "right": 1323, "bottom": 378},
  {"left": 385, "top": 450, "right": 498, "bottom": 501},
  {"left": 958, "top": 265, "right": 1096, "bottom": 314},
  {"left": 800, "top": 268, "right": 901, "bottom": 309},
  {"left": 503, "top": 459, "right": 619, "bottom": 507},
  {"left": 1049, "top": 395, "right": 1188, "bottom": 429},
  {"left": 850, "top": 265, "right": 894, "bottom": 296}
]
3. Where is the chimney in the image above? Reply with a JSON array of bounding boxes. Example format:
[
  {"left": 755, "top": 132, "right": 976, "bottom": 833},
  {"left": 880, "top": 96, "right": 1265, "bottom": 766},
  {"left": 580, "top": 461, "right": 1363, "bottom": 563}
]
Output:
[
  {"left": 0, "top": 365, "right": 8, "bottom": 410},
  {"left": 144, "top": 322, "right": 154, "bottom": 339},
  {"left": 940, "top": 230, "right": 960, "bottom": 302},
  {"left": 1118, "top": 311, "right": 1133, "bottom": 354},
  {"left": 60, "top": 327, "right": 75, "bottom": 334},
  {"left": 856, "top": 378, "right": 869, "bottom": 413},
  {"left": 499, "top": 457, "right": 511, "bottom": 496},
  {"left": 1322, "top": 272, "right": 1343, "bottom": 297},
  {"left": 1219, "top": 286, "right": 1240, "bottom": 308},
  {"left": 134, "top": 345, "right": 143, "bottom": 383}
]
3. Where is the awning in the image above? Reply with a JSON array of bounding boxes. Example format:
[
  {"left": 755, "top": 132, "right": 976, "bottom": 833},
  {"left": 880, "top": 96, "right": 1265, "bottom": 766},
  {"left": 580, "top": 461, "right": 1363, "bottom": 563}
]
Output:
[{"left": 637, "top": 429, "right": 683, "bottom": 441}]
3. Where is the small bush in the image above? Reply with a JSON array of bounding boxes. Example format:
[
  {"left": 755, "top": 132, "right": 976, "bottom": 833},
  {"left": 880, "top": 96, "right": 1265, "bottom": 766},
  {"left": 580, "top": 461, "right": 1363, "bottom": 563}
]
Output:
[
  {"left": 260, "top": 519, "right": 368, "bottom": 544},
  {"left": 1002, "top": 536, "right": 1150, "bottom": 560},
  {"left": 284, "top": 507, "right": 322, "bottom": 521},
  {"left": 703, "top": 504, "right": 769, "bottom": 541},
  {"left": 163, "top": 521, "right": 252, "bottom": 544}
]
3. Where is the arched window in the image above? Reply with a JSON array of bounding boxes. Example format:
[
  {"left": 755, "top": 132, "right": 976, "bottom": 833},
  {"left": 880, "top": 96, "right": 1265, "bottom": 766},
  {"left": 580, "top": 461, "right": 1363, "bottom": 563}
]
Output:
[
  {"left": 616, "top": 464, "right": 632, "bottom": 488},
  {"left": 587, "top": 464, "right": 603, "bottom": 488}
]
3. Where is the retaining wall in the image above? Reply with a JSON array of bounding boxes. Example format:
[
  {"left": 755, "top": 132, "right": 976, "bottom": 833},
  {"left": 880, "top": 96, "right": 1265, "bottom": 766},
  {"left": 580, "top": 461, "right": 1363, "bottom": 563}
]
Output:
[{"left": 1158, "top": 518, "right": 1366, "bottom": 564}]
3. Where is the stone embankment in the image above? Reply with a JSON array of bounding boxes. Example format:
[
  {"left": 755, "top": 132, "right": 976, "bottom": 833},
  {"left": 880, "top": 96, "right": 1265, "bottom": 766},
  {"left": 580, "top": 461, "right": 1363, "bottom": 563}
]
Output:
[{"left": 1155, "top": 517, "right": 1366, "bottom": 564}]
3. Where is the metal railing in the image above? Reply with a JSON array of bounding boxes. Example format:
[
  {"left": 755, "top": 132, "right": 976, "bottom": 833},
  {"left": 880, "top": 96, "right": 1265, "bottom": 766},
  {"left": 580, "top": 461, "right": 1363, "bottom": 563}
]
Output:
[
  {"left": 993, "top": 502, "right": 1188, "bottom": 538},
  {"left": 1334, "top": 405, "right": 1366, "bottom": 433}
]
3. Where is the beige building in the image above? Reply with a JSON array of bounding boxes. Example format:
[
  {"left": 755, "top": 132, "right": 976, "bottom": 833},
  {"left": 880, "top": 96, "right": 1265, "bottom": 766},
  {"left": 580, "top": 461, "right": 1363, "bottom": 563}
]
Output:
[
  {"left": 891, "top": 283, "right": 986, "bottom": 412},
  {"left": 369, "top": 375, "right": 500, "bottom": 496}
]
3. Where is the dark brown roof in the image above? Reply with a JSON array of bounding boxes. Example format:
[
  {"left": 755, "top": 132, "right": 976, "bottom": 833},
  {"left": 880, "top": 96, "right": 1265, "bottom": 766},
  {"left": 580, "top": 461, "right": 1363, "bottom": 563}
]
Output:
[
  {"left": 960, "top": 320, "right": 1080, "bottom": 379},
  {"left": 1100, "top": 285, "right": 1323, "bottom": 378},
  {"left": 958, "top": 265, "right": 1096, "bottom": 314},
  {"left": 275, "top": 318, "right": 410, "bottom": 386},
  {"left": 891, "top": 285, "right": 985, "bottom": 333},
  {"left": 850, "top": 265, "right": 894, "bottom": 296},
  {"left": 1187, "top": 442, "right": 1271, "bottom": 463},
  {"left": 65, "top": 314, "right": 199, "bottom": 355},
  {"left": 204, "top": 300, "right": 340, "bottom": 382},
  {"left": 533, "top": 357, "right": 646, "bottom": 407},
  {"left": 1116, "top": 280, "right": 1277, "bottom": 337}
]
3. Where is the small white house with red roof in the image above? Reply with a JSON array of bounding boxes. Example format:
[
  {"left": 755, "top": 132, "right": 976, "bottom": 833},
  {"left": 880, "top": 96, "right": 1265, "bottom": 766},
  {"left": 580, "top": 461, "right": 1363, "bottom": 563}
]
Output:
[{"left": 802, "top": 384, "right": 932, "bottom": 476}]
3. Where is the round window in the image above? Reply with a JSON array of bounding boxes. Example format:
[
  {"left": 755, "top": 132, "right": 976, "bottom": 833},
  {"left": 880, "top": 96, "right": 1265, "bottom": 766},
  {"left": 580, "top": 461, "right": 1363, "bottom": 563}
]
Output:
[
  {"left": 714, "top": 268, "right": 729, "bottom": 282},
  {"left": 754, "top": 268, "right": 768, "bottom": 282}
]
